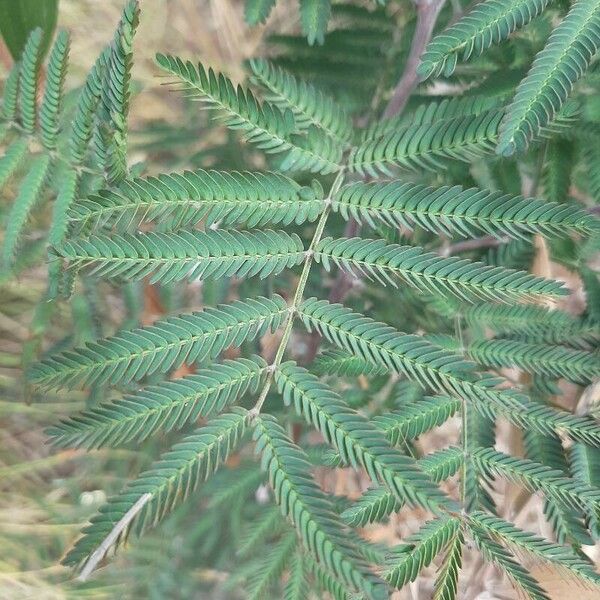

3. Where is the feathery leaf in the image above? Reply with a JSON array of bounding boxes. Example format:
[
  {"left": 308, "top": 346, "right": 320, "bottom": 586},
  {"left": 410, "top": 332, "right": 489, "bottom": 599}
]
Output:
[
  {"left": 64, "top": 409, "right": 249, "bottom": 568},
  {"left": 253, "top": 414, "right": 387, "bottom": 599},
  {"left": 315, "top": 236, "right": 566, "bottom": 303},
  {"left": 68, "top": 169, "right": 323, "bottom": 234},
  {"left": 29, "top": 295, "right": 288, "bottom": 389},
  {"left": 1, "top": 154, "right": 51, "bottom": 270},
  {"left": 156, "top": 53, "right": 342, "bottom": 174},
  {"left": 418, "top": 0, "right": 552, "bottom": 79},
  {"left": 497, "top": 0, "right": 600, "bottom": 154},
  {"left": 384, "top": 517, "right": 461, "bottom": 590},
  {"left": 275, "top": 362, "right": 456, "bottom": 513},
  {"left": 39, "top": 30, "right": 70, "bottom": 150},
  {"left": 53, "top": 229, "right": 306, "bottom": 283},
  {"left": 18, "top": 28, "right": 43, "bottom": 133},
  {"left": 332, "top": 181, "right": 598, "bottom": 239},
  {"left": 47, "top": 356, "right": 267, "bottom": 448}
]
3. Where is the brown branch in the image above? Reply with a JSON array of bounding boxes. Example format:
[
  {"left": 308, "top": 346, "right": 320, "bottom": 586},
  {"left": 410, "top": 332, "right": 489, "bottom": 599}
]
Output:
[
  {"left": 383, "top": 0, "right": 446, "bottom": 119},
  {"left": 441, "top": 235, "right": 506, "bottom": 256}
]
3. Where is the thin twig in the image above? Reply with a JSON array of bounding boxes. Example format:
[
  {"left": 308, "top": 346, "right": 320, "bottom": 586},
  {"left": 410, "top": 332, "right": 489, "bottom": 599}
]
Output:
[
  {"left": 383, "top": 0, "right": 446, "bottom": 119},
  {"left": 78, "top": 492, "right": 152, "bottom": 581},
  {"left": 441, "top": 235, "right": 506, "bottom": 256}
]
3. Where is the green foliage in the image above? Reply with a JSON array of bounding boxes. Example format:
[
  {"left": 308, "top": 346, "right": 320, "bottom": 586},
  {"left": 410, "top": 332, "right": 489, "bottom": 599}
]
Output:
[
  {"left": 275, "top": 362, "right": 455, "bottom": 512},
  {"left": 39, "top": 29, "right": 69, "bottom": 150},
  {"left": 418, "top": 0, "right": 551, "bottom": 79},
  {"left": 6, "top": 1, "right": 600, "bottom": 598},
  {"left": 497, "top": 0, "right": 600, "bottom": 154},
  {"left": 29, "top": 295, "right": 287, "bottom": 389},
  {"left": 469, "top": 526, "right": 551, "bottom": 600},
  {"left": 348, "top": 104, "right": 578, "bottom": 176},
  {"left": 2, "top": 154, "right": 50, "bottom": 269},
  {"left": 47, "top": 356, "right": 267, "bottom": 448},
  {"left": 332, "top": 180, "right": 596, "bottom": 239},
  {"left": 384, "top": 517, "right": 461, "bottom": 589},
  {"left": 155, "top": 53, "right": 343, "bottom": 174},
  {"left": 248, "top": 58, "right": 352, "bottom": 142},
  {"left": 19, "top": 27, "right": 43, "bottom": 134},
  {"left": 315, "top": 236, "right": 566, "bottom": 302},
  {"left": 64, "top": 409, "right": 249, "bottom": 567},
  {"left": 68, "top": 169, "right": 323, "bottom": 233},
  {"left": 253, "top": 415, "right": 387, "bottom": 599},
  {"left": 0, "top": 0, "right": 141, "bottom": 298},
  {"left": 53, "top": 229, "right": 306, "bottom": 283},
  {"left": 467, "top": 338, "right": 600, "bottom": 384}
]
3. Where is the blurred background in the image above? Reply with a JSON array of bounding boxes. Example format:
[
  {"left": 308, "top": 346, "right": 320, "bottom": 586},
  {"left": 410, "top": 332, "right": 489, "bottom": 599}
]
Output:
[{"left": 0, "top": 1, "right": 598, "bottom": 599}]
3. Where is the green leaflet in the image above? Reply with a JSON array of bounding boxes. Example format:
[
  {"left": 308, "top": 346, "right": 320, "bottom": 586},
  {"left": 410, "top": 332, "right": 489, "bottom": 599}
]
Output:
[
  {"left": 18, "top": 27, "right": 43, "bottom": 133},
  {"left": 275, "top": 362, "right": 456, "bottom": 513},
  {"left": 341, "top": 447, "right": 464, "bottom": 526},
  {"left": 542, "top": 139, "right": 575, "bottom": 204},
  {"left": 28, "top": 295, "right": 288, "bottom": 389},
  {"left": 300, "top": 0, "right": 332, "bottom": 46},
  {"left": 1, "top": 62, "right": 20, "bottom": 120},
  {"left": 298, "top": 298, "right": 600, "bottom": 445},
  {"left": 53, "top": 229, "right": 306, "bottom": 283},
  {"left": 315, "top": 236, "right": 566, "bottom": 303},
  {"left": 99, "top": 0, "right": 140, "bottom": 183},
  {"left": 418, "top": 0, "right": 552, "bottom": 79},
  {"left": 238, "top": 506, "right": 286, "bottom": 557},
  {"left": 467, "top": 338, "right": 600, "bottom": 384},
  {"left": 155, "top": 53, "right": 343, "bottom": 174},
  {"left": 497, "top": 0, "right": 600, "bottom": 154},
  {"left": 570, "top": 443, "right": 600, "bottom": 538},
  {"left": 64, "top": 409, "right": 249, "bottom": 568},
  {"left": 48, "top": 169, "right": 80, "bottom": 298},
  {"left": 464, "top": 303, "right": 600, "bottom": 346},
  {"left": 248, "top": 58, "right": 352, "bottom": 142},
  {"left": 373, "top": 397, "right": 462, "bottom": 445},
  {"left": 253, "top": 415, "right": 388, "bottom": 599},
  {"left": 247, "top": 533, "right": 297, "bottom": 600},
  {"left": 284, "top": 550, "right": 309, "bottom": 600},
  {"left": 468, "top": 526, "right": 550, "bottom": 600},
  {"left": 473, "top": 448, "right": 600, "bottom": 514},
  {"left": 68, "top": 169, "right": 323, "bottom": 233},
  {"left": 0, "top": 138, "right": 28, "bottom": 189},
  {"left": 69, "top": 48, "right": 109, "bottom": 164},
  {"left": 433, "top": 530, "right": 463, "bottom": 600},
  {"left": 331, "top": 180, "right": 597, "bottom": 239},
  {"left": 39, "top": 30, "right": 70, "bottom": 150},
  {"left": 1, "top": 154, "right": 51, "bottom": 270},
  {"left": 364, "top": 95, "right": 506, "bottom": 141},
  {"left": 468, "top": 511, "right": 600, "bottom": 584},
  {"left": 47, "top": 356, "right": 267, "bottom": 448},
  {"left": 312, "top": 348, "right": 388, "bottom": 377},
  {"left": 341, "top": 486, "right": 403, "bottom": 527},
  {"left": 348, "top": 104, "right": 579, "bottom": 176},
  {"left": 384, "top": 517, "right": 461, "bottom": 590}
]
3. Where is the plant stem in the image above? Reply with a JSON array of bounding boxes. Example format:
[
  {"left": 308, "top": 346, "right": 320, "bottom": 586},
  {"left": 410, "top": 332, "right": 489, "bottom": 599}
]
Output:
[
  {"left": 249, "top": 169, "right": 346, "bottom": 417},
  {"left": 383, "top": 0, "right": 446, "bottom": 119}
]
